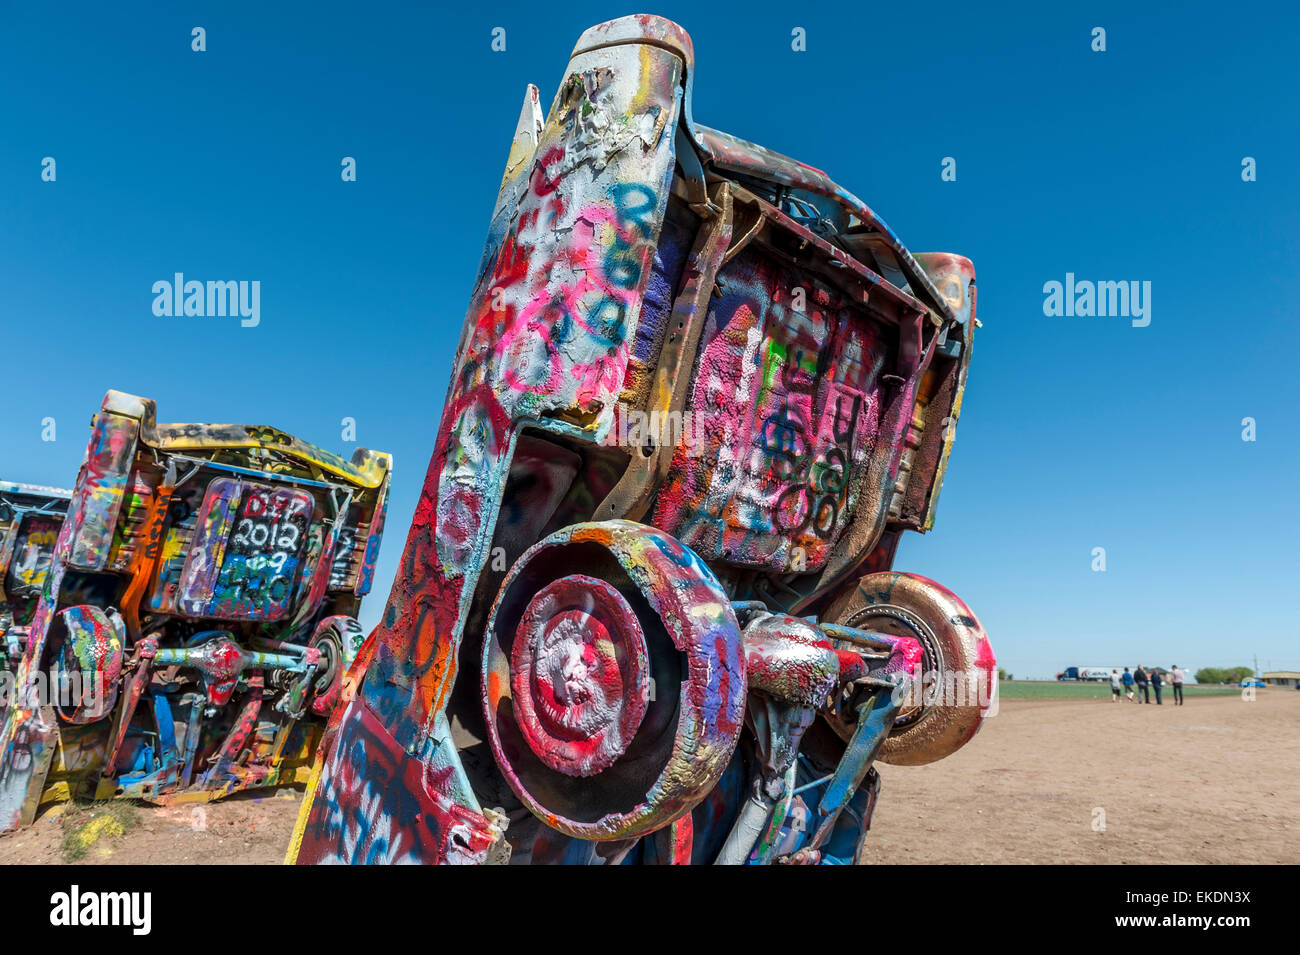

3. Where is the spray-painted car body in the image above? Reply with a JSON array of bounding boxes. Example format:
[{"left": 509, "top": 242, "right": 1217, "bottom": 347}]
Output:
[
  {"left": 0, "top": 482, "right": 71, "bottom": 675},
  {"left": 291, "top": 15, "right": 993, "bottom": 865},
  {"left": 0, "top": 391, "right": 391, "bottom": 831}
]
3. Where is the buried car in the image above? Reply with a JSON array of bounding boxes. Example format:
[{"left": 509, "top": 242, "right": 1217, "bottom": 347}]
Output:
[
  {"left": 0, "top": 391, "right": 391, "bottom": 831},
  {"left": 289, "top": 14, "right": 993, "bottom": 866}
]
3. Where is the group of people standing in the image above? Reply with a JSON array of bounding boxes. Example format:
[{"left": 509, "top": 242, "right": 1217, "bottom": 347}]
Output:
[{"left": 1111, "top": 665, "right": 1184, "bottom": 705}]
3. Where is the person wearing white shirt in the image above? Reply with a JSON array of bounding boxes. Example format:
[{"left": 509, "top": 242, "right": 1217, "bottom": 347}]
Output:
[{"left": 1170, "top": 665, "right": 1185, "bottom": 705}]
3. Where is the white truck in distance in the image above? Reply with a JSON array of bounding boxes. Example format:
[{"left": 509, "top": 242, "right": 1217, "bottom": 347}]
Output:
[{"left": 1056, "top": 667, "right": 1116, "bottom": 682}]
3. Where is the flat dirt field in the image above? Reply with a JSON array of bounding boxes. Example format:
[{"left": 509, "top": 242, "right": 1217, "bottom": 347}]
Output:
[
  {"left": 860, "top": 688, "right": 1299, "bottom": 865},
  {"left": 1, "top": 689, "right": 1296, "bottom": 865},
  {"left": 0, "top": 787, "right": 302, "bottom": 865}
]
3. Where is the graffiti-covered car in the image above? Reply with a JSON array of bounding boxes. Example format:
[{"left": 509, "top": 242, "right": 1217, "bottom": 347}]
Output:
[
  {"left": 0, "top": 391, "right": 391, "bottom": 831},
  {"left": 290, "top": 14, "right": 993, "bottom": 866},
  {"left": 0, "top": 482, "right": 71, "bottom": 676}
]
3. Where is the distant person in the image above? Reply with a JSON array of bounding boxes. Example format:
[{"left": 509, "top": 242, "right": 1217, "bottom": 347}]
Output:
[
  {"left": 1110, "top": 668, "right": 1123, "bottom": 702},
  {"left": 1170, "top": 665, "right": 1184, "bottom": 705},
  {"left": 1134, "top": 665, "right": 1150, "bottom": 703},
  {"left": 1151, "top": 667, "right": 1163, "bottom": 705},
  {"left": 1121, "top": 666, "right": 1135, "bottom": 701}
]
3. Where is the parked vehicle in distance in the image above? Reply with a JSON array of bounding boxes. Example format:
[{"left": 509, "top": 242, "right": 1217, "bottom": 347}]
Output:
[
  {"left": 1240, "top": 680, "right": 1266, "bottom": 688},
  {"left": 0, "top": 391, "right": 392, "bottom": 832},
  {"left": 1056, "top": 666, "right": 1114, "bottom": 682},
  {"left": 0, "top": 482, "right": 72, "bottom": 677}
]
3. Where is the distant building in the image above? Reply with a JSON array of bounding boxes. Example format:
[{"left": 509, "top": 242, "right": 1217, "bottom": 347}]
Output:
[{"left": 1261, "top": 671, "right": 1300, "bottom": 687}]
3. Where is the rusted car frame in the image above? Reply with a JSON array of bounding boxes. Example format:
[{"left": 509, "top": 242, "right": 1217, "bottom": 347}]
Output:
[
  {"left": 0, "top": 392, "right": 391, "bottom": 830},
  {"left": 0, "top": 482, "right": 71, "bottom": 677},
  {"left": 286, "top": 14, "right": 994, "bottom": 865}
]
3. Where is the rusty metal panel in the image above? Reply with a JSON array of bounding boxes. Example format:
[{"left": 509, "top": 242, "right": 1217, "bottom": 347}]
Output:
[
  {"left": 179, "top": 481, "right": 314, "bottom": 621},
  {"left": 67, "top": 410, "right": 139, "bottom": 571},
  {"left": 0, "top": 484, "right": 70, "bottom": 601},
  {"left": 0, "top": 483, "right": 72, "bottom": 677},
  {"left": 651, "top": 244, "right": 892, "bottom": 572}
]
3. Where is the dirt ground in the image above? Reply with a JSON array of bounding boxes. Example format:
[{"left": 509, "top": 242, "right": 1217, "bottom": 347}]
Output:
[
  {"left": 860, "top": 689, "right": 1300, "bottom": 865},
  {"left": 1, "top": 690, "right": 1295, "bottom": 865},
  {"left": 0, "top": 787, "right": 302, "bottom": 865}
]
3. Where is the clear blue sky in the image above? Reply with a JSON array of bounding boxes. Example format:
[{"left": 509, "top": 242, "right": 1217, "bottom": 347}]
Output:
[{"left": 2, "top": 2, "right": 1296, "bottom": 680}]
